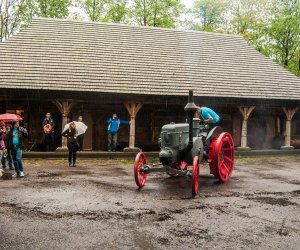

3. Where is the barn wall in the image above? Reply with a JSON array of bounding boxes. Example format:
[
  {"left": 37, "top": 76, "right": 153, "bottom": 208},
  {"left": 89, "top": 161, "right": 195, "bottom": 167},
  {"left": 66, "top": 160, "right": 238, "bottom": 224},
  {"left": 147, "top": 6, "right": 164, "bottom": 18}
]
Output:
[{"left": 1, "top": 100, "right": 299, "bottom": 150}]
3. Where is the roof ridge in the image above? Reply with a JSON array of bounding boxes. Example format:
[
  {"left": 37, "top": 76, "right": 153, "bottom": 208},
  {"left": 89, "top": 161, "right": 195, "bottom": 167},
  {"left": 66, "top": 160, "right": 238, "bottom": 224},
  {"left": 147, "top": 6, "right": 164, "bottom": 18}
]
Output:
[{"left": 31, "top": 17, "right": 243, "bottom": 38}]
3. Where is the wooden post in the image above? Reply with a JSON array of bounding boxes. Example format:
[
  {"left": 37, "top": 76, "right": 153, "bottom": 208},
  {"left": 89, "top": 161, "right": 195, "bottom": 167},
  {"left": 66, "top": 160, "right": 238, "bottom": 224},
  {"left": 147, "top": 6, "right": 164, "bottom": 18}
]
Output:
[
  {"left": 237, "top": 106, "right": 255, "bottom": 150},
  {"left": 123, "top": 102, "right": 143, "bottom": 152},
  {"left": 53, "top": 100, "right": 76, "bottom": 150},
  {"left": 281, "top": 107, "right": 298, "bottom": 149}
]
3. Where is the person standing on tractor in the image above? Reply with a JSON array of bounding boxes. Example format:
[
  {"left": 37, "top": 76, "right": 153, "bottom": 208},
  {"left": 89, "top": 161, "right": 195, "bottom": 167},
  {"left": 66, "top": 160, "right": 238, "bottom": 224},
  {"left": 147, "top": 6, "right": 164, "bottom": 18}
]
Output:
[
  {"left": 107, "top": 114, "right": 129, "bottom": 152},
  {"left": 195, "top": 106, "right": 220, "bottom": 129}
]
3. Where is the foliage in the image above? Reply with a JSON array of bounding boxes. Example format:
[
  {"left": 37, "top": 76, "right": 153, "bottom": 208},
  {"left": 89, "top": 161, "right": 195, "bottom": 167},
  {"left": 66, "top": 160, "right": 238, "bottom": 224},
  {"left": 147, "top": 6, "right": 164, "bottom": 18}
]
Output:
[
  {"left": 265, "top": 0, "right": 300, "bottom": 75},
  {"left": 130, "top": 0, "right": 183, "bottom": 28},
  {"left": 190, "top": 0, "right": 229, "bottom": 32},
  {"left": 78, "top": 0, "right": 107, "bottom": 22},
  {"left": 36, "top": 0, "right": 71, "bottom": 18},
  {"left": 1, "top": 0, "right": 72, "bottom": 41},
  {"left": 0, "top": 0, "right": 28, "bottom": 41},
  {"left": 104, "top": 0, "right": 127, "bottom": 23}
]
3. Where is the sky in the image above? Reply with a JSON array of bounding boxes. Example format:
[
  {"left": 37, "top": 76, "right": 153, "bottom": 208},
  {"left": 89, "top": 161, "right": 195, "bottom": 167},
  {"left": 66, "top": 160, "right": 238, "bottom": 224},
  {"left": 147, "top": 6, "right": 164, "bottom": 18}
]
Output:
[{"left": 182, "top": 0, "right": 194, "bottom": 8}]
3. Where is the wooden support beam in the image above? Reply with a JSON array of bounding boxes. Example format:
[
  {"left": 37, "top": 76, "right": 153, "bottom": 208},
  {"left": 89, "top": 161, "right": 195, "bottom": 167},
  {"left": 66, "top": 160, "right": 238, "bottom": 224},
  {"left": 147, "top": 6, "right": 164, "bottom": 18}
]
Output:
[
  {"left": 53, "top": 100, "right": 77, "bottom": 149},
  {"left": 281, "top": 107, "right": 298, "bottom": 149},
  {"left": 123, "top": 102, "right": 143, "bottom": 151},
  {"left": 237, "top": 106, "right": 255, "bottom": 149}
]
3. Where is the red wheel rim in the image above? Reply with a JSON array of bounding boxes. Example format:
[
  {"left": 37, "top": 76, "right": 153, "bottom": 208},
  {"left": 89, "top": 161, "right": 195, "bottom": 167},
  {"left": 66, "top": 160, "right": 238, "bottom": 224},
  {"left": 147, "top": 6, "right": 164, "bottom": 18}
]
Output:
[
  {"left": 134, "top": 152, "right": 148, "bottom": 188},
  {"left": 192, "top": 156, "right": 199, "bottom": 197},
  {"left": 209, "top": 132, "right": 234, "bottom": 182}
]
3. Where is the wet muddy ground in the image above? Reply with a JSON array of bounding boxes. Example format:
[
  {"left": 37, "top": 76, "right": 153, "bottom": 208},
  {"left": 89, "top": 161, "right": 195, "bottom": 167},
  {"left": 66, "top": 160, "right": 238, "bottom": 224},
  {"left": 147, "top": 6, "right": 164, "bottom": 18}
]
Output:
[{"left": 0, "top": 156, "right": 299, "bottom": 250}]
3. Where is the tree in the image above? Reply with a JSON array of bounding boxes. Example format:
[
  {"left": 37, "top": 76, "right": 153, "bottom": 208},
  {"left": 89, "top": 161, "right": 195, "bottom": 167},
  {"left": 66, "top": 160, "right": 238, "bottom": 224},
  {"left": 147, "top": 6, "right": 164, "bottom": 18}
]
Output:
[
  {"left": 130, "top": 0, "right": 183, "bottom": 28},
  {"left": 190, "top": 0, "right": 229, "bottom": 32},
  {"left": 36, "top": 0, "right": 71, "bottom": 18},
  {"left": 230, "top": 0, "right": 265, "bottom": 34},
  {"left": 289, "top": 49, "right": 300, "bottom": 76},
  {"left": 0, "top": 0, "right": 30, "bottom": 41},
  {"left": 227, "top": 0, "right": 274, "bottom": 51},
  {"left": 78, "top": 0, "right": 107, "bottom": 22},
  {"left": 265, "top": 0, "right": 300, "bottom": 73},
  {"left": 104, "top": 0, "right": 127, "bottom": 23}
]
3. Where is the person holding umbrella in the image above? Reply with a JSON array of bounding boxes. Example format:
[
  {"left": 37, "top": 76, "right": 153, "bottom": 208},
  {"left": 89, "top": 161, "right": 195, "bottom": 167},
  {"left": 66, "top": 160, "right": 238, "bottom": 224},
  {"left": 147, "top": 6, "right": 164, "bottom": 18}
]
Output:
[
  {"left": 62, "top": 121, "right": 87, "bottom": 167},
  {"left": 0, "top": 113, "right": 22, "bottom": 171}
]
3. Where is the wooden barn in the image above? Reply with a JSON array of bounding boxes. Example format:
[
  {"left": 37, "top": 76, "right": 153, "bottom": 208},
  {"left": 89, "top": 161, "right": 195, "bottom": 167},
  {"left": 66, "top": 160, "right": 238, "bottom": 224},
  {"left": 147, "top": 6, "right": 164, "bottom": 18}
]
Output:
[{"left": 0, "top": 18, "right": 300, "bottom": 151}]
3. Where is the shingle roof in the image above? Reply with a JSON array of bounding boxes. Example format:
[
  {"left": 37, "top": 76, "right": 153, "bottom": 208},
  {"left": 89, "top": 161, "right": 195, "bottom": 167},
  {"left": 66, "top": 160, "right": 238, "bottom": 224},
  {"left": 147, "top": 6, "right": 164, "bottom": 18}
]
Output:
[{"left": 1, "top": 18, "right": 300, "bottom": 100}]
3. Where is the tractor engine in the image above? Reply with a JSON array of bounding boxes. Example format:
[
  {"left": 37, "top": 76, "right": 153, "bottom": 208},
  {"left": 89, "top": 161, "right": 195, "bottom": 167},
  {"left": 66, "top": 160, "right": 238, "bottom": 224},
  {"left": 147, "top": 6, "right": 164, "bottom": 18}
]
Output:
[
  {"left": 159, "top": 91, "right": 204, "bottom": 166},
  {"left": 159, "top": 120, "right": 204, "bottom": 166}
]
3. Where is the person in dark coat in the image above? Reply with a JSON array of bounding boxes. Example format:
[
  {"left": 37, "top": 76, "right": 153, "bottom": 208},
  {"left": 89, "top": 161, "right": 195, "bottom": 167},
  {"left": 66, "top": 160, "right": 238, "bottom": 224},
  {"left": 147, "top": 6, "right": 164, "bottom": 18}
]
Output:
[
  {"left": 42, "top": 112, "right": 55, "bottom": 151},
  {"left": 62, "top": 122, "right": 78, "bottom": 167},
  {"left": 9, "top": 120, "right": 28, "bottom": 177}
]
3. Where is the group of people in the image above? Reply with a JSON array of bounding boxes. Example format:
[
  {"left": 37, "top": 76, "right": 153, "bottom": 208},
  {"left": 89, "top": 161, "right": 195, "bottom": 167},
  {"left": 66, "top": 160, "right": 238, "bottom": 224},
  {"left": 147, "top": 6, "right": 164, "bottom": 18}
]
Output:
[
  {"left": 0, "top": 120, "right": 28, "bottom": 177},
  {"left": 45, "top": 112, "right": 131, "bottom": 168},
  {"left": 42, "top": 113, "right": 85, "bottom": 152},
  {"left": 42, "top": 113, "right": 86, "bottom": 167},
  {"left": 0, "top": 106, "right": 219, "bottom": 177}
]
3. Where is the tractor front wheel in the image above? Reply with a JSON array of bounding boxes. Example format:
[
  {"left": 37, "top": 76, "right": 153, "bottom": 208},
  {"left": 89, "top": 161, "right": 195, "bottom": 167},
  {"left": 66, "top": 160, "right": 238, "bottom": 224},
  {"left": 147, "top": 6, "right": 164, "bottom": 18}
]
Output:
[
  {"left": 134, "top": 152, "right": 148, "bottom": 188},
  {"left": 192, "top": 156, "right": 200, "bottom": 197}
]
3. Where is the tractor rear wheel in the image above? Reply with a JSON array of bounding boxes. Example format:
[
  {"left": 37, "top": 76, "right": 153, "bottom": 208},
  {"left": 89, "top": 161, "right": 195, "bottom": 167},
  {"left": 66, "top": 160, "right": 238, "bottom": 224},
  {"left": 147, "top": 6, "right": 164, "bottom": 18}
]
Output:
[
  {"left": 134, "top": 152, "right": 148, "bottom": 188},
  {"left": 208, "top": 132, "right": 234, "bottom": 183},
  {"left": 192, "top": 156, "right": 200, "bottom": 197}
]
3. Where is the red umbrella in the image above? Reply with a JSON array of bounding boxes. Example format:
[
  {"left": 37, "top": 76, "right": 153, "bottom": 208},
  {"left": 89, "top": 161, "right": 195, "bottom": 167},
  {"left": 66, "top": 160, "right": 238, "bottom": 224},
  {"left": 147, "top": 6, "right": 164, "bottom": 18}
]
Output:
[{"left": 0, "top": 113, "right": 23, "bottom": 122}]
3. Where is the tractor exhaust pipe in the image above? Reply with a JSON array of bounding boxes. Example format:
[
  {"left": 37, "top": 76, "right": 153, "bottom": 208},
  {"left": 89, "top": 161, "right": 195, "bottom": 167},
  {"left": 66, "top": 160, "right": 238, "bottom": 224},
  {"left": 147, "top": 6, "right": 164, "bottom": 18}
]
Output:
[{"left": 180, "top": 90, "right": 198, "bottom": 159}]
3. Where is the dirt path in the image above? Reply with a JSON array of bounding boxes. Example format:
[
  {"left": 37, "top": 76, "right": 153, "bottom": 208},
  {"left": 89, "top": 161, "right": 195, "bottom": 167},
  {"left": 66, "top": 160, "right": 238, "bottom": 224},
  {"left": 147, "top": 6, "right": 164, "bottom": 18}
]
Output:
[{"left": 0, "top": 156, "right": 299, "bottom": 250}]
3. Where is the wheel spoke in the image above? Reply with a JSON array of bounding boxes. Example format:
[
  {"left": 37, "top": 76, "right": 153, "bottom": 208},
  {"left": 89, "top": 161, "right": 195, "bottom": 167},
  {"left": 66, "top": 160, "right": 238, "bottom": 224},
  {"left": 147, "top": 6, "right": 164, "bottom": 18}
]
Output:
[
  {"left": 224, "top": 155, "right": 234, "bottom": 164},
  {"left": 223, "top": 163, "right": 229, "bottom": 172},
  {"left": 223, "top": 146, "right": 233, "bottom": 151},
  {"left": 220, "top": 163, "right": 229, "bottom": 177}
]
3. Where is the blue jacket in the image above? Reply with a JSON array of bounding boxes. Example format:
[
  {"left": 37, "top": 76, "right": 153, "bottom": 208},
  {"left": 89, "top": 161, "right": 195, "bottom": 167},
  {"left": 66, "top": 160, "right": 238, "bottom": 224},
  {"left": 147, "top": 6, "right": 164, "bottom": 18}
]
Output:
[
  {"left": 200, "top": 107, "right": 220, "bottom": 124},
  {"left": 107, "top": 118, "right": 129, "bottom": 134},
  {"left": 8, "top": 127, "right": 28, "bottom": 149}
]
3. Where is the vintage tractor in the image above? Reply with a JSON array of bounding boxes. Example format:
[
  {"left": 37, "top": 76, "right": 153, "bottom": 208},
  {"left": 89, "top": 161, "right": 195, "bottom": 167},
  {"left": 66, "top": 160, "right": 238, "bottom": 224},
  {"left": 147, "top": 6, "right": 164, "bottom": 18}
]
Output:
[{"left": 133, "top": 90, "right": 235, "bottom": 196}]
